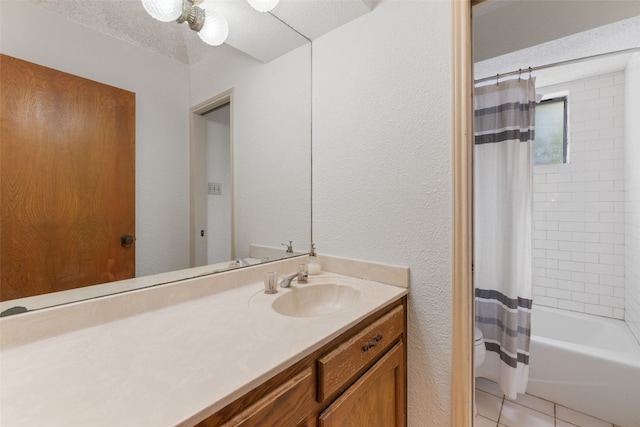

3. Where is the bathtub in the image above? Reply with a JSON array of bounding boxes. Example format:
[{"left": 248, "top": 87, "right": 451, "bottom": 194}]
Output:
[{"left": 478, "top": 305, "right": 640, "bottom": 427}]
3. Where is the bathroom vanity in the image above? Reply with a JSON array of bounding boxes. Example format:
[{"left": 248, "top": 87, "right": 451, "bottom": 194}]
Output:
[
  {"left": 0, "top": 255, "right": 408, "bottom": 426},
  {"left": 197, "top": 297, "right": 406, "bottom": 427}
]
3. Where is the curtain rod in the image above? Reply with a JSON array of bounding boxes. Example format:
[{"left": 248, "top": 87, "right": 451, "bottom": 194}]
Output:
[{"left": 474, "top": 47, "right": 640, "bottom": 84}]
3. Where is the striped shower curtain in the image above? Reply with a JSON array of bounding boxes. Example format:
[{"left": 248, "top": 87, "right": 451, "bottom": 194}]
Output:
[{"left": 474, "top": 77, "right": 535, "bottom": 400}]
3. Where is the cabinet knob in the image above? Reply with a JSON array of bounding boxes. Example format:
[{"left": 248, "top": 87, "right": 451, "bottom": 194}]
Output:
[{"left": 361, "top": 333, "right": 384, "bottom": 352}]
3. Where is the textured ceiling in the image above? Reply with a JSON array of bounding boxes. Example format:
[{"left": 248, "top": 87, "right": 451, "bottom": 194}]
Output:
[
  {"left": 29, "top": 0, "right": 373, "bottom": 64},
  {"left": 473, "top": 1, "right": 640, "bottom": 88},
  {"left": 473, "top": 0, "right": 640, "bottom": 63}
]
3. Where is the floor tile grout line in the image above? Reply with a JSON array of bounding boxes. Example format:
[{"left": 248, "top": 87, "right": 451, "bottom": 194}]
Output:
[
  {"left": 496, "top": 395, "right": 505, "bottom": 425},
  {"left": 477, "top": 385, "right": 618, "bottom": 427}
]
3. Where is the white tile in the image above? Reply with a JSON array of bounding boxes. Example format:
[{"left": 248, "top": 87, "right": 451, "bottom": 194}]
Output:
[
  {"left": 475, "top": 415, "right": 498, "bottom": 427},
  {"left": 559, "top": 221, "right": 586, "bottom": 232},
  {"left": 571, "top": 271, "right": 599, "bottom": 284},
  {"left": 585, "top": 75, "right": 613, "bottom": 90},
  {"left": 558, "top": 260, "right": 585, "bottom": 272},
  {"left": 585, "top": 201, "right": 615, "bottom": 212},
  {"left": 547, "top": 288, "right": 572, "bottom": 300},
  {"left": 600, "top": 254, "right": 625, "bottom": 266},
  {"left": 476, "top": 389, "right": 503, "bottom": 422},
  {"left": 506, "top": 393, "right": 554, "bottom": 416},
  {"left": 599, "top": 295, "right": 625, "bottom": 308},
  {"left": 556, "top": 405, "right": 615, "bottom": 427},
  {"left": 585, "top": 283, "right": 614, "bottom": 296},
  {"left": 571, "top": 232, "right": 599, "bottom": 243},
  {"left": 498, "top": 400, "right": 554, "bottom": 427},
  {"left": 557, "top": 280, "right": 585, "bottom": 292},
  {"left": 534, "top": 277, "right": 558, "bottom": 288},
  {"left": 547, "top": 269, "right": 572, "bottom": 280},
  {"left": 533, "top": 296, "right": 558, "bottom": 307},
  {"left": 585, "top": 222, "right": 615, "bottom": 233},
  {"left": 476, "top": 378, "right": 503, "bottom": 398},
  {"left": 571, "top": 291, "right": 599, "bottom": 304},
  {"left": 584, "top": 243, "right": 613, "bottom": 254},
  {"left": 571, "top": 252, "right": 598, "bottom": 264},
  {"left": 584, "top": 304, "right": 613, "bottom": 317},
  {"left": 559, "top": 241, "right": 584, "bottom": 251}
]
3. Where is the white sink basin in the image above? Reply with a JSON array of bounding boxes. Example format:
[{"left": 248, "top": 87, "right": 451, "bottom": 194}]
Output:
[{"left": 253, "top": 283, "right": 361, "bottom": 317}]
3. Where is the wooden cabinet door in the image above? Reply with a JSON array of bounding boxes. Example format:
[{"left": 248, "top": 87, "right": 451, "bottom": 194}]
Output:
[
  {"left": 319, "top": 342, "right": 405, "bottom": 427},
  {"left": 0, "top": 54, "right": 135, "bottom": 301},
  {"left": 197, "top": 368, "right": 314, "bottom": 427}
]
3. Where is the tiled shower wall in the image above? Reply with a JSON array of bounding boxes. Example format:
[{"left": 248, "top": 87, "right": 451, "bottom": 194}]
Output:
[
  {"left": 532, "top": 72, "right": 626, "bottom": 319},
  {"left": 625, "top": 54, "right": 640, "bottom": 342}
]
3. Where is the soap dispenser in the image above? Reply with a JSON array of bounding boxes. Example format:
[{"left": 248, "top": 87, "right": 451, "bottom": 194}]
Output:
[{"left": 307, "top": 243, "right": 321, "bottom": 275}]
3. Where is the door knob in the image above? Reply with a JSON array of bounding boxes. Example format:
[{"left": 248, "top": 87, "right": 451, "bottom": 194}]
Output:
[{"left": 121, "top": 234, "right": 134, "bottom": 248}]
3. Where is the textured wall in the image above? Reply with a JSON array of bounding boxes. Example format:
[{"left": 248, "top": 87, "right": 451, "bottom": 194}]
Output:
[
  {"left": 0, "top": 1, "right": 192, "bottom": 278},
  {"left": 625, "top": 54, "right": 640, "bottom": 343},
  {"left": 532, "top": 72, "right": 627, "bottom": 319},
  {"left": 312, "top": 1, "right": 453, "bottom": 425}
]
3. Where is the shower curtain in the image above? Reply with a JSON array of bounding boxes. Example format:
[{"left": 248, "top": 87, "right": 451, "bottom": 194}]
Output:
[{"left": 474, "top": 77, "right": 535, "bottom": 400}]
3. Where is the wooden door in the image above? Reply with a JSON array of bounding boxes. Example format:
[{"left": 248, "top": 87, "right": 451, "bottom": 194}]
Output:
[
  {"left": 0, "top": 54, "right": 135, "bottom": 301},
  {"left": 319, "top": 342, "right": 406, "bottom": 427}
]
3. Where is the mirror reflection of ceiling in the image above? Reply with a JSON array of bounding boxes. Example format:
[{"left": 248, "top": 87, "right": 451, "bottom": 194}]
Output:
[
  {"left": 473, "top": 0, "right": 640, "bottom": 87},
  {"left": 30, "top": 0, "right": 374, "bottom": 64}
]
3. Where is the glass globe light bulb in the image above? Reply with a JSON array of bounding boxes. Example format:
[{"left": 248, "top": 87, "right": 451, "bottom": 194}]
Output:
[
  {"left": 198, "top": 11, "right": 229, "bottom": 46},
  {"left": 247, "top": 0, "right": 280, "bottom": 13},
  {"left": 141, "top": 0, "right": 183, "bottom": 22}
]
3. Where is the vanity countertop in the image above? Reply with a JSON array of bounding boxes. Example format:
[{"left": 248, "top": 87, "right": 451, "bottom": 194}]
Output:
[{"left": 0, "top": 268, "right": 407, "bottom": 426}]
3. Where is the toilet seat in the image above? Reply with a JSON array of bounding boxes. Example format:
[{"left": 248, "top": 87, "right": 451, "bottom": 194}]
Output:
[{"left": 474, "top": 326, "right": 486, "bottom": 366}]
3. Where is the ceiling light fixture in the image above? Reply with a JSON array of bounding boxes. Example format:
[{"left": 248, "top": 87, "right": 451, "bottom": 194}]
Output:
[{"left": 140, "top": 0, "right": 279, "bottom": 46}]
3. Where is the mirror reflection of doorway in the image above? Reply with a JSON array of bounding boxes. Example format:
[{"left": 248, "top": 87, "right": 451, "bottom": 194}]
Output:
[
  {"left": 203, "top": 104, "right": 231, "bottom": 265},
  {"left": 190, "top": 92, "right": 233, "bottom": 268}
]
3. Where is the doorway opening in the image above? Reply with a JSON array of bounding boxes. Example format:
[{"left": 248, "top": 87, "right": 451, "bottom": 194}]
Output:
[{"left": 190, "top": 90, "right": 234, "bottom": 268}]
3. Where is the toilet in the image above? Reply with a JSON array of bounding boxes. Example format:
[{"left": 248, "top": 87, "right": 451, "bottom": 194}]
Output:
[
  {"left": 475, "top": 326, "right": 486, "bottom": 368},
  {"left": 474, "top": 326, "right": 486, "bottom": 416}
]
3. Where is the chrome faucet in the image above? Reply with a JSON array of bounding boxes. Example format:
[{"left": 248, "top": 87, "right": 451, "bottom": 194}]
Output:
[
  {"left": 279, "top": 268, "right": 308, "bottom": 288},
  {"left": 281, "top": 240, "right": 294, "bottom": 253}
]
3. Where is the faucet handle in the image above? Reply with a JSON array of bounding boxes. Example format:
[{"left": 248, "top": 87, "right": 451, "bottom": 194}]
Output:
[
  {"left": 282, "top": 240, "right": 293, "bottom": 253},
  {"left": 297, "top": 264, "right": 308, "bottom": 284}
]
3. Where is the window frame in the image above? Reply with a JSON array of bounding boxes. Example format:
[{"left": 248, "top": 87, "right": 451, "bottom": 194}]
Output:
[{"left": 535, "top": 95, "right": 569, "bottom": 165}]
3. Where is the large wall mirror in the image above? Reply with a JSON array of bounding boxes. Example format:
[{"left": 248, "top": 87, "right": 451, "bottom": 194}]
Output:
[
  {"left": 0, "top": 0, "right": 313, "bottom": 314},
  {"left": 0, "top": 0, "right": 373, "bottom": 316}
]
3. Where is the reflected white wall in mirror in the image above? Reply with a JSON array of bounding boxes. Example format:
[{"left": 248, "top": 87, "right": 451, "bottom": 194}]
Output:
[{"left": 205, "top": 104, "right": 232, "bottom": 265}]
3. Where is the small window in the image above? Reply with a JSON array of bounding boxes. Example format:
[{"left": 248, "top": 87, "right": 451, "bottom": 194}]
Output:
[{"left": 534, "top": 96, "right": 568, "bottom": 165}]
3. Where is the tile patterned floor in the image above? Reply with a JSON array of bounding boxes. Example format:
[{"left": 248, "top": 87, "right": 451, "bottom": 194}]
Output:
[{"left": 475, "top": 378, "right": 622, "bottom": 427}]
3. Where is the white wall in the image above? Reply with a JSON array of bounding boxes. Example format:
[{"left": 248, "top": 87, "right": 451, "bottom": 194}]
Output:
[
  {"left": 625, "top": 53, "right": 640, "bottom": 343},
  {"left": 190, "top": 44, "right": 312, "bottom": 258},
  {"left": 205, "top": 105, "right": 232, "bottom": 264},
  {"left": 532, "top": 72, "right": 626, "bottom": 319},
  {"left": 312, "top": 1, "right": 453, "bottom": 425},
  {"left": 0, "top": 1, "right": 192, "bottom": 277}
]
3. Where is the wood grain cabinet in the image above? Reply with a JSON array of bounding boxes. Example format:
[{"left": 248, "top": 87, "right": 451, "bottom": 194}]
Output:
[
  {"left": 319, "top": 342, "right": 405, "bottom": 427},
  {"left": 195, "top": 297, "right": 407, "bottom": 427}
]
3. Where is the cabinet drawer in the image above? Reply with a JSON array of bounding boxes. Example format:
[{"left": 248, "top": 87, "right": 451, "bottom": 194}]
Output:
[
  {"left": 220, "top": 367, "right": 314, "bottom": 427},
  {"left": 317, "top": 304, "right": 404, "bottom": 401}
]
